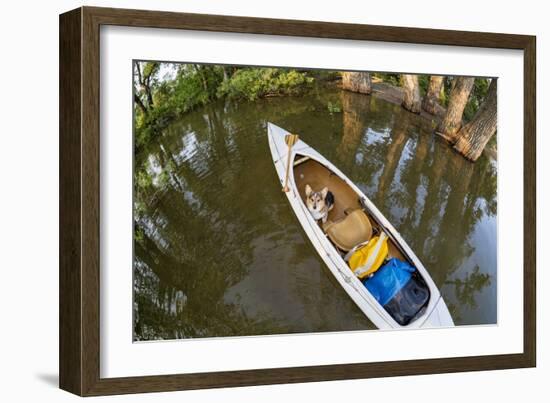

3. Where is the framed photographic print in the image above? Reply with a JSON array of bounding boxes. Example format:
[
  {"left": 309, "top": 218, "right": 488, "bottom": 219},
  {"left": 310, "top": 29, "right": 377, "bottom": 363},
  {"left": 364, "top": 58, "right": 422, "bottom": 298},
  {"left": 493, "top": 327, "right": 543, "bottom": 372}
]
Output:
[{"left": 59, "top": 6, "right": 536, "bottom": 396}]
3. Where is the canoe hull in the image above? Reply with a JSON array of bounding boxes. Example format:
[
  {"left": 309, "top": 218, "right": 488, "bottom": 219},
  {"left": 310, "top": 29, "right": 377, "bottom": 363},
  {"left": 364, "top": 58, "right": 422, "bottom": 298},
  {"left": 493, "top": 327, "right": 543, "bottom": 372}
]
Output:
[{"left": 268, "top": 122, "right": 454, "bottom": 329}]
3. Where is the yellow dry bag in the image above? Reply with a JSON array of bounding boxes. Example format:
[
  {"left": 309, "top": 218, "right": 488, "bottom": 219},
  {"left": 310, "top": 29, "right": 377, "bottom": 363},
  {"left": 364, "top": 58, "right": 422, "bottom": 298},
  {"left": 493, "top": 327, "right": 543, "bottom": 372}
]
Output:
[{"left": 348, "top": 232, "right": 389, "bottom": 279}]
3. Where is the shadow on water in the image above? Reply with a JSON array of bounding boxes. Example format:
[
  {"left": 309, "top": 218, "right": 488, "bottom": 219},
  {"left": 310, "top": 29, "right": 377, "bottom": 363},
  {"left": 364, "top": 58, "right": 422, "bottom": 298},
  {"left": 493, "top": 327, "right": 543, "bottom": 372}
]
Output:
[{"left": 133, "top": 87, "right": 497, "bottom": 340}]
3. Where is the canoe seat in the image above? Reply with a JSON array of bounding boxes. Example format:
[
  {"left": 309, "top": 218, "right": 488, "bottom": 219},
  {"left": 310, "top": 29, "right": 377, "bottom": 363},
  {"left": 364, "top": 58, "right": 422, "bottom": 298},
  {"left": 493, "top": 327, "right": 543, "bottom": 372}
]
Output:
[{"left": 323, "top": 209, "right": 373, "bottom": 252}]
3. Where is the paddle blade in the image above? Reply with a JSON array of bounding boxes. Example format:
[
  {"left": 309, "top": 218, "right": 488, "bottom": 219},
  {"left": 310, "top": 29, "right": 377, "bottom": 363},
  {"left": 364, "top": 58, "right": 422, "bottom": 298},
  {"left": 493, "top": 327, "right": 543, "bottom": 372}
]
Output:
[{"left": 284, "top": 134, "right": 299, "bottom": 147}]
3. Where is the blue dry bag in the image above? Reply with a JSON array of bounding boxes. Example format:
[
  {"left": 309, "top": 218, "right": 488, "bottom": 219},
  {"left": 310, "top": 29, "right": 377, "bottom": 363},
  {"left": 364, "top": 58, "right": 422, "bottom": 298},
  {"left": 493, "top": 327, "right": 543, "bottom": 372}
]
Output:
[{"left": 363, "top": 258, "right": 416, "bottom": 306}]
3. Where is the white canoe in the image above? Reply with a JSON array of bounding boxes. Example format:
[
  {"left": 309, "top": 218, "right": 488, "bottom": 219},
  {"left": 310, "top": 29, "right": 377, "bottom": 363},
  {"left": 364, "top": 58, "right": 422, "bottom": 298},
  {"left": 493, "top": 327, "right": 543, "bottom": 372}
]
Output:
[{"left": 267, "top": 122, "right": 454, "bottom": 329}]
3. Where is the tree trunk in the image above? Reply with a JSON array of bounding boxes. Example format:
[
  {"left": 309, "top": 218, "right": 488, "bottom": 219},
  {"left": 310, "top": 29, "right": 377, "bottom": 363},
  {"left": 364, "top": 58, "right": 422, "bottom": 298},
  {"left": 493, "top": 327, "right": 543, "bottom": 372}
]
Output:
[
  {"left": 194, "top": 65, "right": 209, "bottom": 93},
  {"left": 135, "top": 62, "right": 155, "bottom": 109},
  {"left": 144, "top": 84, "right": 154, "bottom": 108},
  {"left": 134, "top": 93, "right": 148, "bottom": 114},
  {"left": 222, "top": 66, "right": 229, "bottom": 81},
  {"left": 341, "top": 72, "right": 372, "bottom": 94},
  {"left": 436, "top": 77, "right": 475, "bottom": 142},
  {"left": 376, "top": 113, "right": 410, "bottom": 206},
  {"left": 422, "top": 75, "right": 444, "bottom": 115},
  {"left": 453, "top": 80, "right": 497, "bottom": 161},
  {"left": 337, "top": 91, "right": 371, "bottom": 167},
  {"left": 401, "top": 74, "right": 422, "bottom": 114}
]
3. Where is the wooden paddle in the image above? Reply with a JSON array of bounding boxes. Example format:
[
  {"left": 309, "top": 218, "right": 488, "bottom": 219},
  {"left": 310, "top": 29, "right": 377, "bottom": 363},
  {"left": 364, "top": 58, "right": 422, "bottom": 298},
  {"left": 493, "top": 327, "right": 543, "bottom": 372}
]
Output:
[{"left": 282, "top": 134, "right": 299, "bottom": 192}]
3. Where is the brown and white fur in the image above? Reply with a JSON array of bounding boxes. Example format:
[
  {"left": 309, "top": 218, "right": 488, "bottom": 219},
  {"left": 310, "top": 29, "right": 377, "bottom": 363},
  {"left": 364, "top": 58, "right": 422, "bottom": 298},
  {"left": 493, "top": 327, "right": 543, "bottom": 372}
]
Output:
[{"left": 305, "top": 184, "right": 335, "bottom": 224}]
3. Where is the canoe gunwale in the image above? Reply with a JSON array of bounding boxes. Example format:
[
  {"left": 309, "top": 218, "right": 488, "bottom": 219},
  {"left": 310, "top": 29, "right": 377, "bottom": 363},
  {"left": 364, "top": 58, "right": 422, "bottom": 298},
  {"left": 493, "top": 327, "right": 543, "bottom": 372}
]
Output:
[
  {"left": 288, "top": 152, "right": 424, "bottom": 327},
  {"left": 267, "top": 122, "right": 454, "bottom": 329}
]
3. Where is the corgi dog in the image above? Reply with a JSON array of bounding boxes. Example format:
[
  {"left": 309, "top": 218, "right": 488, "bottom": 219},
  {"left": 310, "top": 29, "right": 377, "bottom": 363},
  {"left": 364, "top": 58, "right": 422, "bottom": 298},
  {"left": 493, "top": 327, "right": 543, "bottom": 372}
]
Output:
[{"left": 305, "top": 184, "right": 335, "bottom": 223}]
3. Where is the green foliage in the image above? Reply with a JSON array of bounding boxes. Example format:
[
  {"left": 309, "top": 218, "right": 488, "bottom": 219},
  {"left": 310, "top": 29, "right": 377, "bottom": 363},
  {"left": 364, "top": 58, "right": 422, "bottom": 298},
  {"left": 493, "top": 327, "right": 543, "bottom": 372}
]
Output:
[
  {"left": 327, "top": 101, "right": 342, "bottom": 114},
  {"left": 440, "top": 76, "right": 454, "bottom": 107},
  {"left": 372, "top": 72, "right": 401, "bottom": 86},
  {"left": 217, "top": 68, "right": 314, "bottom": 101},
  {"left": 134, "top": 64, "right": 315, "bottom": 151},
  {"left": 312, "top": 70, "right": 341, "bottom": 81},
  {"left": 373, "top": 73, "right": 429, "bottom": 97},
  {"left": 142, "top": 62, "right": 159, "bottom": 80},
  {"left": 463, "top": 78, "right": 491, "bottom": 121},
  {"left": 136, "top": 168, "right": 153, "bottom": 189},
  {"left": 438, "top": 77, "right": 490, "bottom": 120},
  {"left": 446, "top": 266, "right": 491, "bottom": 309},
  {"left": 417, "top": 75, "right": 429, "bottom": 97},
  {"left": 134, "top": 64, "right": 224, "bottom": 150},
  {"left": 134, "top": 224, "right": 145, "bottom": 243}
]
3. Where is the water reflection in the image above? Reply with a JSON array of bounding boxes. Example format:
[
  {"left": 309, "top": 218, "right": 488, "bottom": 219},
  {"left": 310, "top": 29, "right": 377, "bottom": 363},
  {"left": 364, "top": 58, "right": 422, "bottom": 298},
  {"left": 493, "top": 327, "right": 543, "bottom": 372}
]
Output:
[{"left": 134, "top": 88, "right": 497, "bottom": 340}]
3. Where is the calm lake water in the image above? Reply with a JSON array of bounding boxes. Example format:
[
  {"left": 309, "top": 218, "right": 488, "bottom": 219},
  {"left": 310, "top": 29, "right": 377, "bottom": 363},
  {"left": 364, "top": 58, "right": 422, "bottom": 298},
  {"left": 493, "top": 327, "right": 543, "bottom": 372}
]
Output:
[{"left": 133, "top": 87, "right": 497, "bottom": 340}]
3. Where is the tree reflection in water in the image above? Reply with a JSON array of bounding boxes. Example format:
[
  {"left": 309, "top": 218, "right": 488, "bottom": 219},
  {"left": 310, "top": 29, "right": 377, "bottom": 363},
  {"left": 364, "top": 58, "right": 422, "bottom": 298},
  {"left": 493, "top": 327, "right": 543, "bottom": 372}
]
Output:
[{"left": 134, "top": 88, "right": 497, "bottom": 340}]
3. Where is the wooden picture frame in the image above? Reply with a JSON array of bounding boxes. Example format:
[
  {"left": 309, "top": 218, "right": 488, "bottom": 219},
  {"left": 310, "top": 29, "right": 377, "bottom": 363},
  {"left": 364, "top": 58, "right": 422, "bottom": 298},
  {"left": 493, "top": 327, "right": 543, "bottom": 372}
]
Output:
[{"left": 59, "top": 6, "right": 536, "bottom": 396}]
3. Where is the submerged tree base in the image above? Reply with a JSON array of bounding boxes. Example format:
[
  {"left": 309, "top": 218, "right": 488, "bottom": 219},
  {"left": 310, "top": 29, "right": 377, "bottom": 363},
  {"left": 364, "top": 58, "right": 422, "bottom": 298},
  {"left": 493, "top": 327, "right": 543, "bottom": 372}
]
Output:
[
  {"left": 435, "top": 130, "right": 456, "bottom": 144},
  {"left": 342, "top": 72, "right": 372, "bottom": 94}
]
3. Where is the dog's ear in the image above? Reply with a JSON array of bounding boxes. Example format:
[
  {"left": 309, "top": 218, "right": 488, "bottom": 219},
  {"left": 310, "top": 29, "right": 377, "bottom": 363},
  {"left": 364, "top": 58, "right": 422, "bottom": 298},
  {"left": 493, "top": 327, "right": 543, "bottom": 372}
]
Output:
[
  {"left": 305, "top": 184, "right": 312, "bottom": 197},
  {"left": 321, "top": 187, "right": 328, "bottom": 199}
]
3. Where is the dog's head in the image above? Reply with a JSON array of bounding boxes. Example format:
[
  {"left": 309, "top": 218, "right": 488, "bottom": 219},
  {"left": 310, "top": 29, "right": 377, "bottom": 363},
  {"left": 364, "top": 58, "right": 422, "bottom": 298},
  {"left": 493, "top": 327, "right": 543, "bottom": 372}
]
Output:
[{"left": 305, "top": 184, "right": 328, "bottom": 213}]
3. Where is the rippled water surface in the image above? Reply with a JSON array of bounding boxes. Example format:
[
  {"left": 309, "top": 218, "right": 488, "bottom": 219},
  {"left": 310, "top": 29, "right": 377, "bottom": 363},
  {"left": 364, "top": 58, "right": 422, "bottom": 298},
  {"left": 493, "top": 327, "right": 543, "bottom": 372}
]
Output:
[{"left": 133, "top": 88, "right": 497, "bottom": 340}]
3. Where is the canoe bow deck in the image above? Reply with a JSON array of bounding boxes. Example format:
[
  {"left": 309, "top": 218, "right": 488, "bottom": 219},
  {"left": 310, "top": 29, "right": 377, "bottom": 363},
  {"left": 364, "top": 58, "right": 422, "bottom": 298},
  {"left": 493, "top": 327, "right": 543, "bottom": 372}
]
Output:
[{"left": 267, "top": 122, "right": 454, "bottom": 330}]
